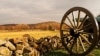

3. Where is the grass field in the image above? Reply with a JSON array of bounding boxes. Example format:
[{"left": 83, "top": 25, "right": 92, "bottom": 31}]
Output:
[
  {"left": 0, "top": 30, "right": 60, "bottom": 40},
  {"left": 46, "top": 49, "right": 100, "bottom": 56},
  {"left": 0, "top": 30, "right": 100, "bottom": 56}
]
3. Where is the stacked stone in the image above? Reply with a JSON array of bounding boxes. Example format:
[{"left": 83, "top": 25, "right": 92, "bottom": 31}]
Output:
[
  {"left": 0, "top": 34, "right": 40, "bottom": 56},
  {"left": 0, "top": 34, "right": 62, "bottom": 56}
]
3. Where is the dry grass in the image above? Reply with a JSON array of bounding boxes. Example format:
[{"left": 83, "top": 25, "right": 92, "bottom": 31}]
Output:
[{"left": 0, "top": 30, "right": 60, "bottom": 40}]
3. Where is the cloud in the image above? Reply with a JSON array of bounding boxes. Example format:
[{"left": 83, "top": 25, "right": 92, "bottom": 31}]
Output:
[{"left": 0, "top": 0, "right": 100, "bottom": 24}]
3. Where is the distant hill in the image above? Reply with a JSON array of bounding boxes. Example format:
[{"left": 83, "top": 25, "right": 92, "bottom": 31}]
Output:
[
  {"left": 31, "top": 21, "right": 60, "bottom": 30},
  {"left": 0, "top": 21, "right": 62, "bottom": 30}
]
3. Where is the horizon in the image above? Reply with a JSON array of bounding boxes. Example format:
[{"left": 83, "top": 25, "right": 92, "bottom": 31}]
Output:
[
  {"left": 0, "top": 0, "right": 100, "bottom": 24},
  {"left": 0, "top": 21, "right": 60, "bottom": 25}
]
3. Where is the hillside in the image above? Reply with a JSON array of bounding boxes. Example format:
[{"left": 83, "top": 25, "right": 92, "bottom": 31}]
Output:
[
  {"left": 31, "top": 21, "right": 60, "bottom": 30},
  {"left": 0, "top": 21, "right": 61, "bottom": 30}
]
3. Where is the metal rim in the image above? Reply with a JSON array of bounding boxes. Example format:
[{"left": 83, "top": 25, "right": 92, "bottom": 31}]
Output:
[{"left": 60, "top": 7, "right": 99, "bottom": 55}]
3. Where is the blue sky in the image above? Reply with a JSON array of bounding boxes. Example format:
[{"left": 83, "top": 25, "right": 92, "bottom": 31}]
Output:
[{"left": 0, "top": 0, "right": 100, "bottom": 24}]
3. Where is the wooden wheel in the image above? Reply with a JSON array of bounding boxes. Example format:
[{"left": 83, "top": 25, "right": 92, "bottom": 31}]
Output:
[{"left": 60, "top": 7, "right": 99, "bottom": 56}]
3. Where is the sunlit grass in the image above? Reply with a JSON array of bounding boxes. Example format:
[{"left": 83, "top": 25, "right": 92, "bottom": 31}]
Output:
[
  {"left": 88, "top": 48, "right": 100, "bottom": 56},
  {"left": 0, "top": 30, "right": 60, "bottom": 39}
]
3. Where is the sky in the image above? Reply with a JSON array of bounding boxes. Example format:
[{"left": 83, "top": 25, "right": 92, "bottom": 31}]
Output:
[{"left": 0, "top": 0, "right": 100, "bottom": 24}]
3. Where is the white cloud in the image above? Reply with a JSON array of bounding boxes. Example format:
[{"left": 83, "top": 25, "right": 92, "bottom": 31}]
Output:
[{"left": 0, "top": 0, "right": 100, "bottom": 24}]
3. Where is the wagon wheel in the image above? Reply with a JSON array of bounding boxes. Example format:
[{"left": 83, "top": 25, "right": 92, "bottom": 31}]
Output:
[{"left": 60, "top": 7, "right": 99, "bottom": 56}]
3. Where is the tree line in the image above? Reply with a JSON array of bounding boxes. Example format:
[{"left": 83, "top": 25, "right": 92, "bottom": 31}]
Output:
[{"left": 0, "top": 22, "right": 61, "bottom": 31}]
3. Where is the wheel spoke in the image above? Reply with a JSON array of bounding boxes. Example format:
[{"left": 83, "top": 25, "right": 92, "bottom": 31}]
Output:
[
  {"left": 76, "top": 38, "right": 79, "bottom": 53},
  {"left": 63, "top": 22, "right": 73, "bottom": 29},
  {"left": 78, "top": 15, "right": 88, "bottom": 29},
  {"left": 67, "top": 17, "right": 74, "bottom": 28},
  {"left": 66, "top": 37, "right": 74, "bottom": 45},
  {"left": 79, "top": 31, "right": 92, "bottom": 35},
  {"left": 81, "top": 23, "right": 92, "bottom": 30},
  {"left": 63, "top": 35, "right": 72, "bottom": 44},
  {"left": 80, "top": 34, "right": 91, "bottom": 45},
  {"left": 70, "top": 38, "right": 77, "bottom": 51},
  {"left": 77, "top": 10, "right": 81, "bottom": 28},
  {"left": 79, "top": 36, "right": 86, "bottom": 52},
  {"left": 72, "top": 12, "right": 76, "bottom": 27}
]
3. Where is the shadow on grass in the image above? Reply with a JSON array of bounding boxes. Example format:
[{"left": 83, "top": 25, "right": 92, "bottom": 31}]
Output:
[
  {"left": 46, "top": 50, "right": 70, "bottom": 56},
  {"left": 46, "top": 49, "right": 100, "bottom": 56},
  {"left": 45, "top": 48, "right": 100, "bottom": 56}
]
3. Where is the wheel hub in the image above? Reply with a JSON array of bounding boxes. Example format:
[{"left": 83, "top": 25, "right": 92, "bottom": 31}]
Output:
[{"left": 70, "top": 29, "right": 80, "bottom": 37}]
